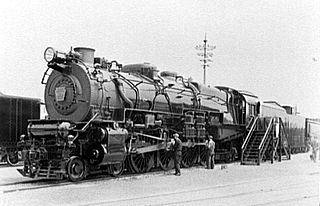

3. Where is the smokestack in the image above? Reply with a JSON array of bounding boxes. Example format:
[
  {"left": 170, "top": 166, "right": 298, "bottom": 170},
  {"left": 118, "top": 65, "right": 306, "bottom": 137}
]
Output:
[{"left": 74, "top": 47, "right": 95, "bottom": 66}]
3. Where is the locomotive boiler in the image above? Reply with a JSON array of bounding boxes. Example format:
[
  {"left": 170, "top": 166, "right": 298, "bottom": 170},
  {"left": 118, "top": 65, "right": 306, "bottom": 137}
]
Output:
[{"left": 18, "top": 46, "right": 247, "bottom": 181}]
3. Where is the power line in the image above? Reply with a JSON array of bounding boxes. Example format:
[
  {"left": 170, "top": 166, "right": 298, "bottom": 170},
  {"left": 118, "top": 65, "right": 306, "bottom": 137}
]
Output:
[{"left": 195, "top": 33, "right": 216, "bottom": 85}]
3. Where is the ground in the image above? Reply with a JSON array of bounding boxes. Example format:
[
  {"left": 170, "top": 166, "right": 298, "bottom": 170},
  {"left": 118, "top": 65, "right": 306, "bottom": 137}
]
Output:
[{"left": 0, "top": 153, "right": 319, "bottom": 206}]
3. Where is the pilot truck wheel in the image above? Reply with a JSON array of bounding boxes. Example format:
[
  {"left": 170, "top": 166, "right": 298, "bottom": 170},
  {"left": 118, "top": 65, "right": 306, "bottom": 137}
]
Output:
[
  {"left": 6, "top": 151, "right": 19, "bottom": 166},
  {"left": 67, "top": 156, "right": 87, "bottom": 182}
]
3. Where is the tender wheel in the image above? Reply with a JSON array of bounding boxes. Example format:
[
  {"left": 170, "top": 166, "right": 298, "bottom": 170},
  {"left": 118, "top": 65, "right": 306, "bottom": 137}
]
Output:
[
  {"left": 181, "top": 147, "right": 197, "bottom": 168},
  {"left": 109, "top": 163, "right": 124, "bottom": 177},
  {"left": 128, "top": 152, "right": 154, "bottom": 173},
  {"left": 157, "top": 150, "right": 174, "bottom": 171},
  {"left": 6, "top": 151, "right": 19, "bottom": 166},
  {"left": 67, "top": 156, "right": 87, "bottom": 182}
]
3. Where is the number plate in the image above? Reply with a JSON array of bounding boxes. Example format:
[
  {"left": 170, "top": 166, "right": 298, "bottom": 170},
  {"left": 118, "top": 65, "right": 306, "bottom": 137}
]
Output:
[{"left": 55, "top": 87, "right": 66, "bottom": 101}]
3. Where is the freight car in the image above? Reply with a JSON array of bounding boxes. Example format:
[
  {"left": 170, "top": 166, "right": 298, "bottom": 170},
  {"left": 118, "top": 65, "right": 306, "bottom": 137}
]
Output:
[
  {"left": 284, "top": 106, "right": 308, "bottom": 153},
  {"left": 17, "top": 47, "right": 248, "bottom": 181},
  {"left": 0, "top": 93, "right": 40, "bottom": 165},
  {"left": 306, "top": 118, "right": 320, "bottom": 139},
  {"left": 306, "top": 118, "right": 320, "bottom": 151}
]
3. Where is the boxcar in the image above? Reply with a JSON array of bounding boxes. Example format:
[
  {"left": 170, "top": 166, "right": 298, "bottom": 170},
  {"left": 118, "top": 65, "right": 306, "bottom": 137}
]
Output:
[
  {"left": 0, "top": 92, "right": 40, "bottom": 165},
  {"left": 287, "top": 114, "right": 306, "bottom": 153},
  {"left": 306, "top": 118, "right": 320, "bottom": 150}
]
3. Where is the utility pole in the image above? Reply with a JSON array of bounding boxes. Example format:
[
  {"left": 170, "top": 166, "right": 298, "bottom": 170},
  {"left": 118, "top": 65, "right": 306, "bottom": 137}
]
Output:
[{"left": 195, "top": 34, "right": 215, "bottom": 85}]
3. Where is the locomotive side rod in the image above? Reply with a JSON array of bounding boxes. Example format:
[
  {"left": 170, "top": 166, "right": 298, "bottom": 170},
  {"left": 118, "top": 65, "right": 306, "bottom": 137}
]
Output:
[
  {"left": 133, "top": 143, "right": 167, "bottom": 154},
  {"left": 133, "top": 132, "right": 164, "bottom": 141},
  {"left": 133, "top": 141, "right": 206, "bottom": 154}
]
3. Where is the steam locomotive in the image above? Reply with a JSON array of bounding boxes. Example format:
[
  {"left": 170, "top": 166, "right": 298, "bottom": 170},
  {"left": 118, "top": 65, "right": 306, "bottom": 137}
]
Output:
[
  {"left": 17, "top": 47, "right": 249, "bottom": 181},
  {"left": 18, "top": 46, "right": 312, "bottom": 181}
]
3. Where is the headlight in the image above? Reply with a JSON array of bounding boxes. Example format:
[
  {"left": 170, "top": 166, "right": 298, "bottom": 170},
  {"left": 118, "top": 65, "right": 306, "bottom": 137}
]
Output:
[{"left": 44, "top": 47, "right": 56, "bottom": 62}]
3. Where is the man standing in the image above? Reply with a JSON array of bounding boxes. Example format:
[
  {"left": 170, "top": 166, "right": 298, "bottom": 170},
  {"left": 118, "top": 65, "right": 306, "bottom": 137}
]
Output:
[
  {"left": 172, "top": 133, "right": 182, "bottom": 176},
  {"left": 206, "top": 136, "right": 215, "bottom": 169},
  {"left": 310, "top": 136, "right": 319, "bottom": 162}
]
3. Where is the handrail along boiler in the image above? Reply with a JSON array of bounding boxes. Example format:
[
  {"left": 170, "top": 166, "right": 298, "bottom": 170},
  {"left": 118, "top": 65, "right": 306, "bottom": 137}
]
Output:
[{"left": 18, "top": 46, "right": 249, "bottom": 181}]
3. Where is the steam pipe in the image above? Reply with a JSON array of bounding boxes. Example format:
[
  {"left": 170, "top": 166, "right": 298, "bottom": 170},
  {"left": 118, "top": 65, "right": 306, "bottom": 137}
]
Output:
[
  {"left": 113, "top": 79, "right": 134, "bottom": 108},
  {"left": 176, "top": 76, "right": 199, "bottom": 109}
]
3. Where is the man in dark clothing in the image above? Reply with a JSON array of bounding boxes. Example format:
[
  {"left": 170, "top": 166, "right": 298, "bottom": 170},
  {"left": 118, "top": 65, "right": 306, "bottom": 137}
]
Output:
[
  {"left": 205, "top": 136, "right": 215, "bottom": 169},
  {"left": 172, "top": 133, "right": 182, "bottom": 176}
]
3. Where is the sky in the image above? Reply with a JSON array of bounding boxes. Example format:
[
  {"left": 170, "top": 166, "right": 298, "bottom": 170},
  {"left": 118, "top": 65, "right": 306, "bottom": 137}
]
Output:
[{"left": 0, "top": 0, "right": 319, "bottom": 118}]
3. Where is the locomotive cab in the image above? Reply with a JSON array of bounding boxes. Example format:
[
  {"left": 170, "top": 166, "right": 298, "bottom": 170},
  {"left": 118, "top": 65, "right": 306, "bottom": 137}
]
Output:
[{"left": 238, "top": 90, "right": 260, "bottom": 124}]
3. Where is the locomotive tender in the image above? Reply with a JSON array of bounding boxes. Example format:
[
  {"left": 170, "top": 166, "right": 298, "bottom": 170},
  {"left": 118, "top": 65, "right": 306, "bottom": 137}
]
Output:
[
  {"left": 240, "top": 91, "right": 308, "bottom": 154},
  {"left": 17, "top": 47, "right": 247, "bottom": 181}
]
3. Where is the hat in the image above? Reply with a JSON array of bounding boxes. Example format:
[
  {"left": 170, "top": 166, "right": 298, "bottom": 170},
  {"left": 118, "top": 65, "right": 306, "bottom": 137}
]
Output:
[
  {"left": 209, "top": 136, "right": 213, "bottom": 139},
  {"left": 173, "top": 133, "right": 179, "bottom": 138}
]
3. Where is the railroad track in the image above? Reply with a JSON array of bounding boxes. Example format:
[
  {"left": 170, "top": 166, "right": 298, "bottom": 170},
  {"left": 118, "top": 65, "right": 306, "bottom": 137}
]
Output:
[
  {"left": 0, "top": 158, "right": 318, "bottom": 206},
  {"left": 0, "top": 162, "right": 23, "bottom": 168},
  {"left": 76, "top": 179, "right": 318, "bottom": 206},
  {"left": 0, "top": 166, "right": 182, "bottom": 194}
]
